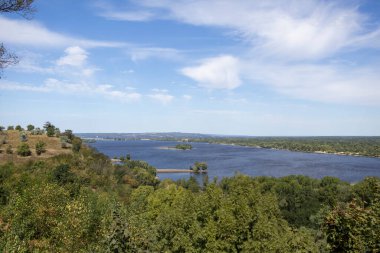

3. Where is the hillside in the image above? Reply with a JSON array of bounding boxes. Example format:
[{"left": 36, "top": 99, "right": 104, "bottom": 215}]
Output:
[{"left": 0, "top": 130, "right": 72, "bottom": 164}]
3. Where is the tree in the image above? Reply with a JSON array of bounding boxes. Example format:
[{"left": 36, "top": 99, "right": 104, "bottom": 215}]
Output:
[
  {"left": 15, "top": 125, "right": 23, "bottom": 131},
  {"left": 0, "top": 126, "right": 4, "bottom": 131},
  {"left": 7, "top": 125, "right": 14, "bottom": 130},
  {"left": 35, "top": 141, "right": 46, "bottom": 155},
  {"left": 71, "top": 137, "right": 82, "bottom": 152},
  {"left": 44, "top": 121, "right": 56, "bottom": 137},
  {"left": 63, "top": 129, "right": 74, "bottom": 142},
  {"left": 26, "top": 124, "right": 34, "bottom": 131},
  {"left": 17, "top": 143, "right": 31, "bottom": 156},
  {"left": 0, "top": 0, "right": 35, "bottom": 77}
]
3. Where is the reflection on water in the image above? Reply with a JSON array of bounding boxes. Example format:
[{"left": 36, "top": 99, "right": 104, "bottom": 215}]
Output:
[{"left": 88, "top": 140, "right": 380, "bottom": 183}]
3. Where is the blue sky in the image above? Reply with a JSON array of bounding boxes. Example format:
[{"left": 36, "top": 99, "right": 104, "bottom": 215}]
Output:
[{"left": 0, "top": 0, "right": 380, "bottom": 135}]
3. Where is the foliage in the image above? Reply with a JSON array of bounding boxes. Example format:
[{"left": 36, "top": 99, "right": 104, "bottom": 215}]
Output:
[
  {"left": 178, "top": 136, "right": 380, "bottom": 158},
  {"left": 44, "top": 121, "right": 56, "bottom": 137},
  {"left": 7, "top": 125, "right": 14, "bottom": 130},
  {"left": 17, "top": 143, "right": 31, "bottom": 156},
  {"left": 15, "top": 125, "right": 23, "bottom": 131},
  {"left": 72, "top": 137, "right": 82, "bottom": 152},
  {"left": 190, "top": 161, "right": 208, "bottom": 173},
  {"left": 35, "top": 140, "right": 46, "bottom": 155},
  {"left": 0, "top": 129, "right": 379, "bottom": 252},
  {"left": 26, "top": 124, "right": 34, "bottom": 131},
  {"left": 0, "top": 125, "right": 4, "bottom": 131},
  {"left": 175, "top": 143, "right": 192, "bottom": 150},
  {"left": 19, "top": 131, "right": 28, "bottom": 142}
]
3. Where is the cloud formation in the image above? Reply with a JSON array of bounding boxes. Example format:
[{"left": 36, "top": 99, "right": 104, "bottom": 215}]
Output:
[
  {"left": 0, "top": 16, "right": 124, "bottom": 48},
  {"left": 181, "top": 55, "right": 241, "bottom": 90},
  {"left": 57, "top": 46, "right": 88, "bottom": 67}
]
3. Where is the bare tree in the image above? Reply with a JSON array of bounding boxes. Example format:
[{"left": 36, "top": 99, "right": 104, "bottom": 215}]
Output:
[{"left": 0, "top": 0, "right": 35, "bottom": 77}]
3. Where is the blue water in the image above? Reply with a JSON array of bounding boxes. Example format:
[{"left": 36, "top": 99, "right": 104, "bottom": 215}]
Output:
[{"left": 87, "top": 140, "right": 380, "bottom": 183}]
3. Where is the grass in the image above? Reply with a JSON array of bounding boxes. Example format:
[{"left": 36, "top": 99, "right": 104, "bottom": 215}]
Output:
[{"left": 0, "top": 130, "right": 72, "bottom": 164}]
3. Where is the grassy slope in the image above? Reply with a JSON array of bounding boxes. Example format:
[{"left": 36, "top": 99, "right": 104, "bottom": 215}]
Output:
[{"left": 0, "top": 130, "right": 72, "bottom": 164}]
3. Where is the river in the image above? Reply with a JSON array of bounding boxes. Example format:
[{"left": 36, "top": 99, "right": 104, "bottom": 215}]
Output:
[{"left": 86, "top": 140, "right": 380, "bottom": 183}]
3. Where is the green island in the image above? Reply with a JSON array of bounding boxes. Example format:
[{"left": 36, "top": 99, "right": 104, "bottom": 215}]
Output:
[
  {"left": 159, "top": 136, "right": 380, "bottom": 158},
  {"left": 0, "top": 123, "right": 379, "bottom": 252},
  {"left": 174, "top": 143, "right": 193, "bottom": 150}
]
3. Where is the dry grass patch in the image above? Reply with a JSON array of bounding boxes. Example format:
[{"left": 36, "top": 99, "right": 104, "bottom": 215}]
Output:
[{"left": 0, "top": 130, "right": 72, "bottom": 164}]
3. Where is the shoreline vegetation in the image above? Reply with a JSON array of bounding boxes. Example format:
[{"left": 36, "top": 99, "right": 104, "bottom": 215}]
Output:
[
  {"left": 0, "top": 124, "right": 379, "bottom": 252},
  {"left": 156, "top": 136, "right": 380, "bottom": 158},
  {"left": 81, "top": 135, "right": 380, "bottom": 158}
]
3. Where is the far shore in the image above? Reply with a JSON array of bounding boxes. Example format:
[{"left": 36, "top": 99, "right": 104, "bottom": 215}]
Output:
[{"left": 157, "top": 169, "right": 207, "bottom": 173}]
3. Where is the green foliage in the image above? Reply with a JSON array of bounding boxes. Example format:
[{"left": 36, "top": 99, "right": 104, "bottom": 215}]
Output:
[
  {"left": 17, "top": 143, "right": 31, "bottom": 156},
  {"left": 35, "top": 140, "right": 46, "bottom": 155},
  {"left": 175, "top": 143, "right": 193, "bottom": 150},
  {"left": 72, "top": 137, "right": 82, "bottom": 152},
  {"left": 0, "top": 125, "right": 4, "bottom": 131},
  {"left": 26, "top": 124, "right": 34, "bottom": 131},
  {"left": 51, "top": 164, "right": 75, "bottom": 185},
  {"left": 183, "top": 136, "right": 380, "bottom": 157},
  {"left": 19, "top": 131, "right": 28, "bottom": 142},
  {"left": 44, "top": 121, "right": 56, "bottom": 137},
  {"left": 63, "top": 129, "right": 74, "bottom": 141},
  {"left": 190, "top": 161, "right": 208, "bottom": 173},
  {"left": 15, "top": 125, "right": 23, "bottom": 131},
  {"left": 7, "top": 125, "right": 14, "bottom": 130}
]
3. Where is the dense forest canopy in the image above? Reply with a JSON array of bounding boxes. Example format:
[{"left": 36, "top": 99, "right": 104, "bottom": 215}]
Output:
[{"left": 0, "top": 125, "right": 379, "bottom": 252}]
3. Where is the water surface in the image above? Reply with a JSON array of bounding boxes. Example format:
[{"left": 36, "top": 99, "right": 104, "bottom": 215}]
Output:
[{"left": 87, "top": 140, "right": 380, "bottom": 183}]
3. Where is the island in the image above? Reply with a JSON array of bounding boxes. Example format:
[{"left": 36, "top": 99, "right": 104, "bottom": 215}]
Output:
[{"left": 174, "top": 143, "right": 193, "bottom": 150}]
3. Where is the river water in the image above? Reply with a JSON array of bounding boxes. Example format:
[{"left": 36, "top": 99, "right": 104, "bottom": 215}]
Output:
[{"left": 87, "top": 140, "right": 380, "bottom": 183}]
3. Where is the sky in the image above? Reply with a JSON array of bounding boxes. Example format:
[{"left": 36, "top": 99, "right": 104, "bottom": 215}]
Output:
[{"left": 0, "top": 0, "right": 380, "bottom": 135}]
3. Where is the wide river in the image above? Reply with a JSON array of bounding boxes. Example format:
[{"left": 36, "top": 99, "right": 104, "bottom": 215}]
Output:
[{"left": 87, "top": 140, "right": 380, "bottom": 183}]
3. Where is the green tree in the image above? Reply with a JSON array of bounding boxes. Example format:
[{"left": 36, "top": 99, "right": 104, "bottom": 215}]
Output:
[
  {"left": 15, "top": 125, "right": 22, "bottom": 131},
  {"left": 17, "top": 143, "right": 31, "bottom": 156},
  {"left": 35, "top": 140, "right": 46, "bottom": 155},
  {"left": 72, "top": 137, "right": 82, "bottom": 152},
  {"left": 7, "top": 125, "right": 14, "bottom": 130},
  {"left": 0, "top": 125, "right": 4, "bottom": 131},
  {"left": 26, "top": 124, "right": 34, "bottom": 131}
]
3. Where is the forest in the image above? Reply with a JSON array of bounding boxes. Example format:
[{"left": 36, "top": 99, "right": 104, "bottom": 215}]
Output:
[
  {"left": 0, "top": 127, "right": 379, "bottom": 252},
  {"left": 172, "top": 136, "right": 380, "bottom": 158}
]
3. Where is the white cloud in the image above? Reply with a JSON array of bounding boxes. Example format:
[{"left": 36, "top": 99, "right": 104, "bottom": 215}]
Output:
[
  {"left": 243, "top": 60, "right": 380, "bottom": 106},
  {"left": 148, "top": 89, "right": 174, "bottom": 104},
  {"left": 183, "top": 95, "right": 192, "bottom": 100},
  {"left": 99, "top": 10, "right": 154, "bottom": 21},
  {"left": 0, "top": 79, "right": 141, "bottom": 102},
  {"left": 138, "top": 0, "right": 380, "bottom": 61},
  {"left": 57, "top": 46, "right": 88, "bottom": 67},
  {"left": 181, "top": 55, "right": 241, "bottom": 90},
  {"left": 0, "top": 16, "right": 124, "bottom": 48}
]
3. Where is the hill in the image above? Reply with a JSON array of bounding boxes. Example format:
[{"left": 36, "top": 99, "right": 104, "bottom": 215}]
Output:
[{"left": 0, "top": 130, "right": 72, "bottom": 164}]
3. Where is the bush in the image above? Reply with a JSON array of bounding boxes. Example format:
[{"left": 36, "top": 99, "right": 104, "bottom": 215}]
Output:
[
  {"left": 6, "top": 145, "right": 13, "bottom": 154},
  {"left": 15, "top": 125, "right": 23, "bottom": 131},
  {"left": 19, "top": 131, "right": 28, "bottom": 142},
  {"left": 7, "top": 126, "right": 14, "bottom": 130},
  {"left": 35, "top": 141, "right": 46, "bottom": 155},
  {"left": 0, "top": 126, "right": 4, "bottom": 131},
  {"left": 17, "top": 143, "right": 31, "bottom": 156},
  {"left": 72, "top": 137, "right": 82, "bottom": 152},
  {"left": 27, "top": 124, "right": 35, "bottom": 131}
]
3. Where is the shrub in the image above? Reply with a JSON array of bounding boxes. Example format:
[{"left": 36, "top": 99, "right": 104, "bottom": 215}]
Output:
[
  {"left": 72, "top": 137, "right": 82, "bottom": 152},
  {"left": 17, "top": 143, "right": 31, "bottom": 156},
  {"left": 7, "top": 125, "right": 14, "bottom": 130},
  {"left": 27, "top": 124, "right": 35, "bottom": 131},
  {"left": 0, "top": 126, "right": 4, "bottom": 131},
  {"left": 35, "top": 141, "right": 46, "bottom": 155},
  {"left": 6, "top": 145, "right": 13, "bottom": 154},
  {"left": 19, "top": 131, "right": 28, "bottom": 142},
  {"left": 15, "top": 125, "right": 23, "bottom": 131}
]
